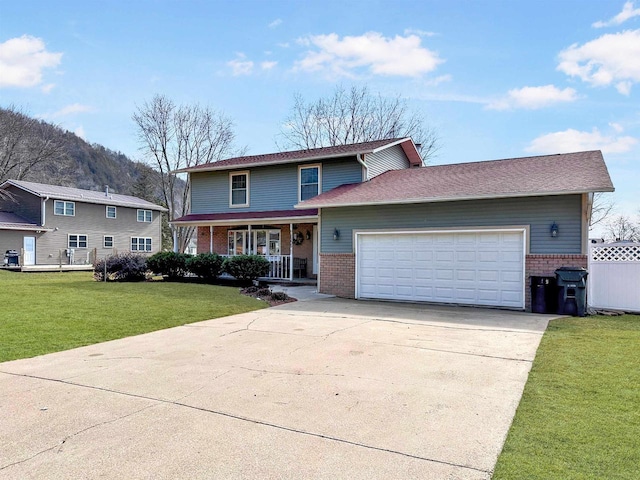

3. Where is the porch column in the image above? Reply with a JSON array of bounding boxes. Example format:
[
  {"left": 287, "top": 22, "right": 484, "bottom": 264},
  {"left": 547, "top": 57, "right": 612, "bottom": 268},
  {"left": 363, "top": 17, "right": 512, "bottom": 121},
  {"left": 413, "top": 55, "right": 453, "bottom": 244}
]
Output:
[
  {"left": 289, "top": 223, "right": 294, "bottom": 280},
  {"left": 248, "top": 225, "right": 252, "bottom": 254},
  {"left": 209, "top": 226, "right": 213, "bottom": 253}
]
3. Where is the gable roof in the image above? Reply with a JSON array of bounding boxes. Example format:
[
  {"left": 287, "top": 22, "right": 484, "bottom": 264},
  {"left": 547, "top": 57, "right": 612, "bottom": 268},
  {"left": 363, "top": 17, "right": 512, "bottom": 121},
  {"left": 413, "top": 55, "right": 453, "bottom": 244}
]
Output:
[
  {"left": 1, "top": 180, "right": 167, "bottom": 211},
  {"left": 174, "top": 138, "right": 421, "bottom": 173},
  {"left": 0, "top": 211, "right": 50, "bottom": 231},
  {"left": 296, "top": 150, "right": 614, "bottom": 209}
]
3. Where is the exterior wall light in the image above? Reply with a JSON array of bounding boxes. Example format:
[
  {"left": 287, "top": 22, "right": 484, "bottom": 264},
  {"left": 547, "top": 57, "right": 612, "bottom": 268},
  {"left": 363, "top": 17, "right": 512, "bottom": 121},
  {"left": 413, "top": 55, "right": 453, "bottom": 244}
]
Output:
[
  {"left": 550, "top": 222, "right": 559, "bottom": 238},
  {"left": 306, "top": 230, "right": 311, "bottom": 240},
  {"left": 333, "top": 228, "right": 340, "bottom": 240}
]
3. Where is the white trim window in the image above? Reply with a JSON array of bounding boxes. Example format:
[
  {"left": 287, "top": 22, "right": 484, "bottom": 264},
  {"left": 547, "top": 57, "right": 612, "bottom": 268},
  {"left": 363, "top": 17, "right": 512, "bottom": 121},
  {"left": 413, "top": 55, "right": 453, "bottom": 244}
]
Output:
[
  {"left": 54, "top": 200, "right": 75, "bottom": 216},
  {"left": 131, "top": 237, "right": 152, "bottom": 252},
  {"left": 68, "top": 234, "right": 88, "bottom": 248},
  {"left": 106, "top": 206, "right": 117, "bottom": 219},
  {"left": 137, "top": 209, "right": 152, "bottom": 222},
  {"left": 299, "top": 164, "right": 321, "bottom": 202},
  {"left": 229, "top": 171, "right": 249, "bottom": 207},
  {"left": 104, "top": 235, "right": 114, "bottom": 248}
]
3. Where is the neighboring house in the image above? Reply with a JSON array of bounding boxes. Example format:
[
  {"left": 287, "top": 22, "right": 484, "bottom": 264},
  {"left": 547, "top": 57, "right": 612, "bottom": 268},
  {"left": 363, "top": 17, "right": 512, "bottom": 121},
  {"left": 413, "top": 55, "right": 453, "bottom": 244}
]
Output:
[
  {"left": 0, "top": 180, "right": 167, "bottom": 266},
  {"left": 172, "top": 138, "right": 614, "bottom": 311}
]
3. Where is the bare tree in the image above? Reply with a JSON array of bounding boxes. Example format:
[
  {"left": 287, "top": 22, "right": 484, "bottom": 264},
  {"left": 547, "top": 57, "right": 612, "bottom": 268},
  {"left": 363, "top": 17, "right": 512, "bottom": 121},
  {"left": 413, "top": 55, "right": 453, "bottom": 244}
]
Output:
[
  {"left": 605, "top": 214, "right": 639, "bottom": 242},
  {"left": 0, "top": 106, "right": 65, "bottom": 187},
  {"left": 278, "top": 85, "right": 439, "bottom": 163},
  {"left": 133, "top": 95, "right": 240, "bottom": 252},
  {"left": 589, "top": 192, "right": 616, "bottom": 228}
]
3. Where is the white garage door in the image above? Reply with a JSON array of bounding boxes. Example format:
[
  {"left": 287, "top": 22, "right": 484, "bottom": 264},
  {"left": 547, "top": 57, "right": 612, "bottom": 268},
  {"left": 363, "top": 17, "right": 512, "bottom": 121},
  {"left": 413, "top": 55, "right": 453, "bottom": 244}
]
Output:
[{"left": 356, "top": 230, "right": 525, "bottom": 308}]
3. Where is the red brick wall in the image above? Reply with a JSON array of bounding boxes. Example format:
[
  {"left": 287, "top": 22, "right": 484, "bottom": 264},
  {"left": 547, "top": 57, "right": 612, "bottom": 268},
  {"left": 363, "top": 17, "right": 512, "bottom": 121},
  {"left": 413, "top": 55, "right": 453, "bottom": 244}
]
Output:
[
  {"left": 319, "top": 253, "right": 355, "bottom": 298},
  {"left": 525, "top": 254, "right": 587, "bottom": 311},
  {"left": 197, "top": 227, "right": 210, "bottom": 253}
]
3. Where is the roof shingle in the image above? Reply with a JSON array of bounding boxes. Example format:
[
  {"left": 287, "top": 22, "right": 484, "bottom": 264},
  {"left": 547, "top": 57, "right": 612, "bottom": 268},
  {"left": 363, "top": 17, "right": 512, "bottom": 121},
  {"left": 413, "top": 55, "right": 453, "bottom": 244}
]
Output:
[
  {"left": 176, "top": 138, "right": 419, "bottom": 173},
  {"left": 296, "top": 150, "right": 614, "bottom": 208},
  {"left": 1, "top": 180, "right": 167, "bottom": 211}
]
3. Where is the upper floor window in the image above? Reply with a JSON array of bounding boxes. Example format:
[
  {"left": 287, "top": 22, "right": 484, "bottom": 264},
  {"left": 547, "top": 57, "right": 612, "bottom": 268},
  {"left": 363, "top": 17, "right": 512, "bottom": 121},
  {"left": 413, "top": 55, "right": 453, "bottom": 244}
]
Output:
[
  {"left": 104, "top": 235, "right": 114, "bottom": 248},
  {"left": 229, "top": 171, "right": 249, "bottom": 207},
  {"left": 68, "top": 234, "right": 87, "bottom": 249},
  {"left": 106, "top": 206, "right": 117, "bottom": 219},
  {"left": 137, "top": 209, "right": 152, "bottom": 222},
  {"left": 299, "top": 165, "right": 321, "bottom": 201},
  {"left": 54, "top": 200, "right": 75, "bottom": 216}
]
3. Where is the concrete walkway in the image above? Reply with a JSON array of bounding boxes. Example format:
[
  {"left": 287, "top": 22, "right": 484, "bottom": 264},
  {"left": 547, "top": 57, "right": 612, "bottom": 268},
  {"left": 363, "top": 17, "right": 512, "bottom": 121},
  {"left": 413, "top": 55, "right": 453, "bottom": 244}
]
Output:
[{"left": 0, "top": 299, "right": 555, "bottom": 479}]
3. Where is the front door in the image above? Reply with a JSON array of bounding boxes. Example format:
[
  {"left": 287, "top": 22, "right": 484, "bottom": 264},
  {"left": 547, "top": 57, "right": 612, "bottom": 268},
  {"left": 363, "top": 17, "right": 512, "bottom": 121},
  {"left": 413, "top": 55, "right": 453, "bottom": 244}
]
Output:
[{"left": 23, "top": 236, "right": 35, "bottom": 265}]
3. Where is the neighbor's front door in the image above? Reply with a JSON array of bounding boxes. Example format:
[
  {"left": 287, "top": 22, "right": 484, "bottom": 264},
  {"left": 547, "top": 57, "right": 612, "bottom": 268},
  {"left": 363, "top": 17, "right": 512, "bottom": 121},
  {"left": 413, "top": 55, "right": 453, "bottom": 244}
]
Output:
[{"left": 23, "top": 236, "right": 35, "bottom": 265}]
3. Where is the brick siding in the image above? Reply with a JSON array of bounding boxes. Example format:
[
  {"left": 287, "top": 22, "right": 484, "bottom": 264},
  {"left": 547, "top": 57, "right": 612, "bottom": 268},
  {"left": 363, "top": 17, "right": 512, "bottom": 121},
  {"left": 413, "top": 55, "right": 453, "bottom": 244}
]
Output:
[
  {"left": 319, "top": 253, "right": 355, "bottom": 298},
  {"left": 525, "top": 254, "right": 587, "bottom": 311}
]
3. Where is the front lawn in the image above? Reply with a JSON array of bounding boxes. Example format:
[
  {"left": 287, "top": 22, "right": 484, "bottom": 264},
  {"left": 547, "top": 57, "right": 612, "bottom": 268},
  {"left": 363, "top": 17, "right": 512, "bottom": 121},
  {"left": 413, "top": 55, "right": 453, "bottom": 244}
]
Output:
[
  {"left": 493, "top": 314, "right": 640, "bottom": 479},
  {"left": 0, "top": 270, "right": 267, "bottom": 362}
]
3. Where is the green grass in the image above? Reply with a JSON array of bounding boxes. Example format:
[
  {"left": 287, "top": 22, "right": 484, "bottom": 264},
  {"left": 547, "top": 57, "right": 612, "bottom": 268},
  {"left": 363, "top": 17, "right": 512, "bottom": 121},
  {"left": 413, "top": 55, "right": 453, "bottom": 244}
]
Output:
[
  {"left": 493, "top": 314, "right": 640, "bottom": 480},
  {"left": 0, "top": 270, "right": 267, "bottom": 362}
]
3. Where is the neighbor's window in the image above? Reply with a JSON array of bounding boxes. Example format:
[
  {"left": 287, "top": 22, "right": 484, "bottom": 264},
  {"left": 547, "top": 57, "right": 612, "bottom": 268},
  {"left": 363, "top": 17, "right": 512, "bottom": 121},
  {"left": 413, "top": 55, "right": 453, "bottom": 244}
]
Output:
[
  {"left": 229, "top": 171, "right": 249, "bottom": 207},
  {"left": 104, "top": 236, "right": 114, "bottom": 248},
  {"left": 54, "top": 200, "right": 75, "bottom": 216},
  {"left": 68, "top": 234, "right": 88, "bottom": 248},
  {"left": 131, "top": 237, "right": 152, "bottom": 252},
  {"left": 137, "top": 209, "right": 152, "bottom": 222},
  {"left": 106, "top": 206, "right": 116, "bottom": 219},
  {"left": 299, "top": 165, "right": 321, "bottom": 201}
]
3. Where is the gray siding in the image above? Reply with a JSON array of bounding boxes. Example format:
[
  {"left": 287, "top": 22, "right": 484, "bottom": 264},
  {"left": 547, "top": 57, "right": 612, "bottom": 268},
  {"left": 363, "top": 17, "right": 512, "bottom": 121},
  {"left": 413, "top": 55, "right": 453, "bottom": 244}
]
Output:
[
  {"left": 0, "top": 186, "right": 42, "bottom": 223},
  {"left": 35, "top": 201, "right": 162, "bottom": 264},
  {"left": 0, "top": 230, "right": 44, "bottom": 257},
  {"left": 366, "top": 144, "right": 410, "bottom": 179},
  {"left": 190, "top": 158, "right": 363, "bottom": 214},
  {"left": 321, "top": 195, "right": 583, "bottom": 255}
]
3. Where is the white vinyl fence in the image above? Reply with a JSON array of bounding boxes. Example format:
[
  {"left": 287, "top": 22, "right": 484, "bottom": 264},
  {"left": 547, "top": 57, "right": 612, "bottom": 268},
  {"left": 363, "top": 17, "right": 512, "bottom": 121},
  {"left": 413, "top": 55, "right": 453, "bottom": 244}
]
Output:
[{"left": 588, "top": 242, "right": 640, "bottom": 312}]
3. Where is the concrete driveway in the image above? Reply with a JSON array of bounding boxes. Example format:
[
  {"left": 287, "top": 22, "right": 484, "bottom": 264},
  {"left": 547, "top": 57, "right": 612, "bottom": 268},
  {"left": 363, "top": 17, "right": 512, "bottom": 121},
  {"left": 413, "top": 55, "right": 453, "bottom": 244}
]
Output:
[{"left": 0, "top": 296, "right": 553, "bottom": 479}]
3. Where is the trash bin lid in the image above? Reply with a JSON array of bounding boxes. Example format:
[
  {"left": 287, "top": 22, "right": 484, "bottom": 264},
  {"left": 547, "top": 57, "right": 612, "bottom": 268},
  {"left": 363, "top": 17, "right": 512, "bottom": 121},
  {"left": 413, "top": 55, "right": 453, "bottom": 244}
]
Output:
[{"left": 555, "top": 266, "right": 588, "bottom": 282}]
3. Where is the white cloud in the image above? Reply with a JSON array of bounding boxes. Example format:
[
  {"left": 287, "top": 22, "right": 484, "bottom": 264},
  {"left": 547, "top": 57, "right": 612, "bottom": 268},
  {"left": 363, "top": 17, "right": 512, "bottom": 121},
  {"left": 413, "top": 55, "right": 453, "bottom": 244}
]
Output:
[
  {"left": 593, "top": 1, "right": 640, "bottom": 28},
  {"left": 74, "top": 126, "right": 86, "bottom": 139},
  {"left": 0, "top": 35, "right": 62, "bottom": 88},
  {"left": 526, "top": 128, "right": 637, "bottom": 154},
  {"left": 268, "top": 18, "right": 282, "bottom": 28},
  {"left": 403, "top": 28, "right": 437, "bottom": 37},
  {"left": 557, "top": 29, "right": 640, "bottom": 95},
  {"left": 277, "top": 42, "right": 290, "bottom": 48},
  {"left": 423, "top": 74, "right": 452, "bottom": 87},
  {"left": 261, "top": 61, "right": 277, "bottom": 70},
  {"left": 41, "top": 83, "right": 55, "bottom": 94},
  {"left": 227, "top": 53, "right": 254, "bottom": 76},
  {"left": 37, "top": 103, "right": 93, "bottom": 120},
  {"left": 487, "top": 85, "right": 578, "bottom": 110},
  {"left": 609, "top": 122, "right": 624, "bottom": 133},
  {"left": 294, "top": 32, "right": 443, "bottom": 78}
]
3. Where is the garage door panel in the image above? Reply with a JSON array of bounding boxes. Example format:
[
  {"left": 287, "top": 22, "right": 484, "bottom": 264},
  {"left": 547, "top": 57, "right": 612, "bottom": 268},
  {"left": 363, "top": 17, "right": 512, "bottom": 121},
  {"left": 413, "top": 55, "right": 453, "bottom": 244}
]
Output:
[{"left": 357, "top": 230, "right": 524, "bottom": 308}]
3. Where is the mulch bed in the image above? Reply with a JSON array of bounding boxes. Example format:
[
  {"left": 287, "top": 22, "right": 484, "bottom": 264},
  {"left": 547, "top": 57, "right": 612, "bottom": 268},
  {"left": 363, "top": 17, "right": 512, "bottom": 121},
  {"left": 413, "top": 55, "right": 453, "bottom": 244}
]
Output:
[{"left": 240, "top": 286, "right": 297, "bottom": 307}]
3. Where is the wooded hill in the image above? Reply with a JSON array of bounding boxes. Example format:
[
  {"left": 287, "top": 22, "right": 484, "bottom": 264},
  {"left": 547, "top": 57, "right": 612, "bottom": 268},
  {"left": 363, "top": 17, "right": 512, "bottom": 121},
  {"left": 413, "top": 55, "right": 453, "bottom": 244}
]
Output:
[{"left": 0, "top": 106, "right": 163, "bottom": 203}]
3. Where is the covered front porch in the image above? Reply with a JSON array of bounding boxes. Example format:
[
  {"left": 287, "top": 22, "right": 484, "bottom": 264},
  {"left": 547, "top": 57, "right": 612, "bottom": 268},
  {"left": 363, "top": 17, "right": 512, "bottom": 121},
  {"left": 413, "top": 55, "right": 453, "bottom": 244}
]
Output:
[{"left": 173, "top": 209, "right": 318, "bottom": 282}]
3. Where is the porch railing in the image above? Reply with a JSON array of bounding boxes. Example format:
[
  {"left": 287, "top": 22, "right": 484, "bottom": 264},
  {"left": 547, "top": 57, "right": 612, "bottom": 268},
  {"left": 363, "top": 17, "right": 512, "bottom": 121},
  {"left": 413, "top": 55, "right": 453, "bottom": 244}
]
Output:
[{"left": 221, "top": 254, "right": 292, "bottom": 280}]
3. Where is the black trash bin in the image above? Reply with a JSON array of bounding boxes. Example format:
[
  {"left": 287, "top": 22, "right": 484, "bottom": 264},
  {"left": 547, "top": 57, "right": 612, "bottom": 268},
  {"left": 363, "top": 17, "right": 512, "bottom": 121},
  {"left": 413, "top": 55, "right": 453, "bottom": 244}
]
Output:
[
  {"left": 555, "top": 267, "right": 588, "bottom": 317},
  {"left": 530, "top": 276, "right": 557, "bottom": 313}
]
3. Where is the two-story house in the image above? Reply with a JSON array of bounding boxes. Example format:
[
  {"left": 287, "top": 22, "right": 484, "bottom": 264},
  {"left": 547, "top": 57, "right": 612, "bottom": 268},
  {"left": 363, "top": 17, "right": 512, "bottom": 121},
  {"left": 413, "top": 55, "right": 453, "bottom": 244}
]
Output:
[
  {"left": 0, "top": 180, "right": 166, "bottom": 268},
  {"left": 172, "top": 138, "right": 614, "bottom": 311}
]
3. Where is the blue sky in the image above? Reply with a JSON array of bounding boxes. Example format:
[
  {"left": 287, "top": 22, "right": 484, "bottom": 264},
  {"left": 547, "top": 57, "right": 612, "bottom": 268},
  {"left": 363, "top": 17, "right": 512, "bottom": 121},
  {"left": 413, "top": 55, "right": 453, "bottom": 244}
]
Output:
[{"left": 1, "top": 0, "right": 638, "bottom": 232}]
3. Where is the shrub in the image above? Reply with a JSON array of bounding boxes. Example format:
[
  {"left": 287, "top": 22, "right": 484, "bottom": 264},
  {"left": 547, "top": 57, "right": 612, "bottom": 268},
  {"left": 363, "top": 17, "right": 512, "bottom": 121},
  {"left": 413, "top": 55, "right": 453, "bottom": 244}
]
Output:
[
  {"left": 94, "top": 253, "right": 148, "bottom": 282},
  {"left": 186, "top": 253, "right": 224, "bottom": 281},
  {"left": 270, "top": 291, "right": 289, "bottom": 302},
  {"left": 147, "top": 252, "right": 190, "bottom": 280},
  {"left": 223, "top": 255, "right": 270, "bottom": 285}
]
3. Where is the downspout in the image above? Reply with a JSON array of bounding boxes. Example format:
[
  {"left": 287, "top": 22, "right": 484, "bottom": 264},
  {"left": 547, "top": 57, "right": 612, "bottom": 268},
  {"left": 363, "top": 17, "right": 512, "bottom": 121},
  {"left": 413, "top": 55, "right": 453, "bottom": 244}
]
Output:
[
  {"left": 356, "top": 153, "right": 368, "bottom": 181},
  {"left": 583, "top": 193, "right": 593, "bottom": 255},
  {"left": 41, "top": 196, "right": 49, "bottom": 227}
]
